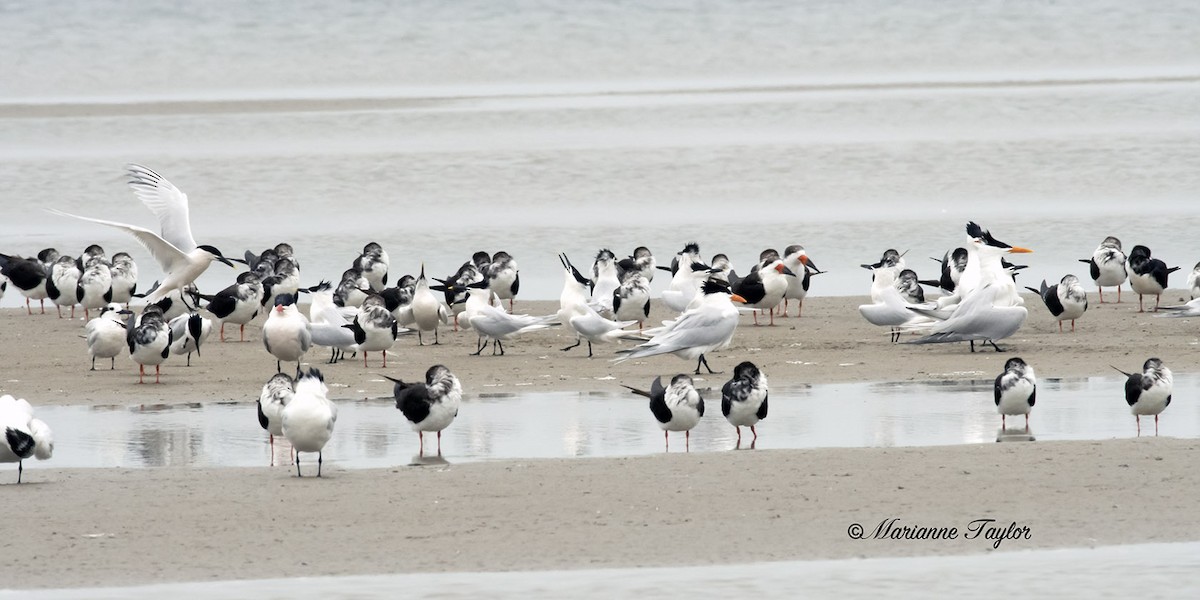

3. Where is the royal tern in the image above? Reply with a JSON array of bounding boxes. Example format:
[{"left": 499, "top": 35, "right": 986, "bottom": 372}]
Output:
[
  {"left": 262, "top": 293, "right": 312, "bottom": 373},
  {"left": 1113, "top": 358, "right": 1173, "bottom": 436},
  {"left": 616, "top": 279, "right": 746, "bottom": 374},
  {"left": 0, "top": 253, "right": 50, "bottom": 314},
  {"left": 48, "top": 164, "right": 236, "bottom": 303},
  {"left": 197, "top": 271, "right": 263, "bottom": 342},
  {"left": 281, "top": 368, "right": 337, "bottom": 477},
  {"left": 1126, "top": 245, "right": 1179, "bottom": 312},
  {"left": 168, "top": 312, "right": 211, "bottom": 366},
  {"left": 1079, "top": 236, "right": 1127, "bottom": 303},
  {"left": 721, "top": 361, "right": 768, "bottom": 445},
  {"left": 0, "top": 395, "right": 54, "bottom": 483},
  {"left": 1026, "top": 275, "right": 1088, "bottom": 332},
  {"left": 127, "top": 305, "right": 172, "bottom": 384},
  {"left": 385, "top": 364, "right": 462, "bottom": 456},
  {"left": 938, "top": 223, "right": 1031, "bottom": 310},
  {"left": 257, "top": 372, "right": 294, "bottom": 466},
  {"left": 85, "top": 303, "right": 131, "bottom": 370},
  {"left": 994, "top": 357, "right": 1036, "bottom": 431},
  {"left": 623, "top": 374, "right": 704, "bottom": 451}
]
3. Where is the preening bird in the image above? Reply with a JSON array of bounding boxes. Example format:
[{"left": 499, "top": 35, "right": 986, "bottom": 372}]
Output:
[
  {"left": 257, "top": 372, "right": 294, "bottom": 466},
  {"left": 994, "top": 357, "right": 1036, "bottom": 431},
  {"left": 384, "top": 365, "right": 462, "bottom": 456},
  {"left": 1026, "top": 275, "right": 1088, "bottom": 332},
  {"left": 721, "top": 361, "right": 768, "bottom": 445},
  {"left": 623, "top": 374, "right": 704, "bottom": 451},
  {"left": 0, "top": 394, "right": 54, "bottom": 483},
  {"left": 1113, "top": 358, "right": 1173, "bottom": 436}
]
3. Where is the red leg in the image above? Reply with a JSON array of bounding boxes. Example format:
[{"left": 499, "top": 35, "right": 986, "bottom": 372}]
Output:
[
  {"left": 1002, "top": 414, "right": 1006, "bottom": 429},
  {"left": 1155, "top": 414, "right": 1160, "bottom": 436},
  {"left": 1098, "top": 287, "right": 1104, "bottom": 304},
  {"left": 1117, "top": 286, "right": 1122, "bottom": 303},
  {"left": 364, "top": 351, "right": 368, "bottom": 367},
  {"left": 155, "top": 365, "right": 161, "bottom": 384},
  {"left": 240, "top": 324, "right": 245, "bottom": 342},
  {"left": 685, "top": 430, "right": 690, "bottom": 452},
  {"left": 1155, "top": 295, "right": 1161, "bottom": 312},
  {"left": 780, "top": 299, "right": 789, "bottom": 318},
  {"left": 664, "top": 430, "right": 669, "bottom": 451},
  {"left": 1138, "top": 295, "right": 1144, "bottom": 313},
  {"left": 418, "top": 432, "right": 424, "bottom": 456},
  {"left": 753, "top": 312, "right": 759, "bottom": 326},
  {"left": 220, "top": 323, "right": 226, "bottom": 342},
  {"left": 383, "top": 351, "right": 387, "bottom": 368},
  {"left": 1136, "top": 416, "right": 1141, "bottom": 436},
  {"left": 1058, "top": 321, "right": 1063, "bottom": 333},
  {"left": 71, "top": 305, "right": 75, "bottom": 318},
  {"left": 769, "top": 308, "right": 775, "bottom": 326},
  {"left": 1025, "top": 414, "right": 1029, "bottom": 432},
  {"left": 751, "top": 425, "right": 758, "bottom": 441},
  {"left": 269, "top": 433, "right": 275, "bottom": 466},
  {"left": 735, "top": 426, "right": 741, "bottom": 444},
  {"left": 453, "top": 314, "right": 459, "bottom": 332},
  {"left": 139, "top": 364, "right": 145, "bottom": 384},
  {"left": 26, "top": 298, "right": 31, "bottom": 315}
]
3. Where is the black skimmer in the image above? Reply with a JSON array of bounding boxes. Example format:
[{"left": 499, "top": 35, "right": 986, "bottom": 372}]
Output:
[
  {"left": 196, "top": 271, "right": 263, "bottom": 342},
  {"left": 109, "top": 252, "right": 138, "bottom": 305},
  {"left": 1126, "top": 245, "right": 1179, "bottom": 312},
  {"left": 1113, "top": 358, "right": 1173, "bottom": 436},
  {"left": 486, "top": 251, "right": 520, "bottom": 313},
  {"left": 1026, "top": 275, "right": 1088, "bottom": 332},
  {"left": 168, "top": 312, "right": 211, "bottom": 366},
  {"left": 781, "top": 244, "right": 820, "bottom": 317},
  {"left": 75, "top": 254, "right": 114, "bottom": 320},
  {"left": 729, "top": 260, "right": 794, "bottom": 326},
  {"left": 345, "top": 294, "right": 399, "bottom": 366},
  {"left": 616, "top": 246, "right": 657, "bottom": 283},
  {"left": 46, "top": 254, "right": 81, "bottom": 318},
  {"left": 0, "top": 394, "right": 54, "bottom": 483},
  {"left": 1079, "top": 236, "right": 1127, "bottom": 303},
  {"left": 591, "top": 249, "right": 621, "bottom": 317},
  {"left": 623, "top": 374, "right": 704, "bottom": 451},
  {"left": 613, "top": 270, "right": 652, "bottom": 331},
  {"left": 385, "top": 364, "right": 462, "bottom": 456},
  {"left": 352, "top": 242, "right": 389, "bottom": 292},
  {"left": 0, "top": 252, "right": 51, "bottom": 314},
  {"left": 257, "top": 372, "right": 294, "bottom": 466},
  {"left": 994, "top": 357, "right": 1036, "bottom": 431},
  {"left": 721, "top": 361, "right": 768, "bottom": 445},
  {"left": 127, "top": 305, "right": 172, "bottom": 384}
]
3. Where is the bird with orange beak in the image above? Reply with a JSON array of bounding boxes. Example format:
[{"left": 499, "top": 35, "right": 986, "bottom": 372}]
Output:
[{"left": 616, "top": 279, "right": 747, "bottom": 375}]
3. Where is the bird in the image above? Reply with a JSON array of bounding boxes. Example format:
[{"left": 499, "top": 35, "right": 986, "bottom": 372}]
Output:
[
  {"left": 591, "top": 249, "right": 622, "bottom": 317},
  {"left": 85, "top": 303, "right": 132, "bottom": 370},
  {"left": 623, "top": 374, "right": 704, "bottom": 451},
  {"left": 127, "top": 305, "right": 172, "bottom": 384},
  {"left": 410, "top": 265, "right": 450, "bottom": 346},
  {"left": 1025, "top": 275, "right": 1088, "bottom": 332},
  {"left": 780, "top": 244, "right": 820, "bottom": 317},
  {"left": 257, "top": 372, "right": 294, "bottom": 466},
  {"left": 0, "top": 252, "right": 51, "bottom": 314},
  {"left": 352, "top": 242, "right": 389, "bottom": 291},
  {"left": 1113, "top": 358, "right": 1173, "bottom": 436},
  {"left": 486, "top": 251, "right": 520, "bottom": 313},
  {"left": 432, "top": 260, "right": 483, "bottom": 331},
  {"left": 334, "top": 268, "right": 371, "bottom": 309},
  {"left": 463, "top": 283, "right": 558, "bottom": 356},
  {"left": 920, "top": 248, "right": 968, "bottom": 293},
  {"left": 384, "top": 364, "right": 462, "bottom": 456},
  {"left": 660, "top": 243, "right": 709, "bottom": 312},
  {"left": 0, "top": 395, "right": 54, "bottom": 483},
  {"left": 906, "top": 283, "right": 1027, "bottom": 352},
  {"left": 994, "top": 357, "right": 1036, "bottom": 431},
  {"left": 47, "top": 164, "right": 236, "bottom": 304},
  {"left": 1156, "top": 297, "right": 1200, "bottom": 318},
  {"left": 938, "top": 222, "right": 1031, "bottom": 309},
  {"left": 344, "top": 294, "right": 399, "bottom": 366},
  {"left": 895, "top": 269, "right": 925, "bottom": 304},
  {"left": 1125, "top": 245, "right": 1179, "bottom": 313},
  {"left": 616, "top": 246, "right": 657, "bottom": 283},
  {"left": 858, "top": 265, "right": 932, "bottom": 343},
  {"left": 168, "top": 312, "right": 212, "bottom": 366},
  {"left": 281, "top": 368, "right": 337, "bottom": 477},
  {"left": 616, "top": 279, "right": 746, "bottom": 375},
  {"left": 266, "top": 257, "right": 301, "bottom": 307},
  {"left": 730, "top": 260, "right": 795, "bottom": 326},
  {"left": 75, "top": 254, "right": 113, "bottom": 320},
  {"left": 262, "top": 293, "right": 312, "bottom": 373},
  {"left": 1079, "top": 237, "right": 1127, "bottom": 303},
  {"left": 721, "top": 361, "right": 768, "bottom": 445},
  {"left": 109, "top": 252, "right": 138, "bottom": 305},
  {"left": 46, "top": 254, "right": 81, "bottom": 319},
  {"left": 613, "top": 270, "right": 652, "bottom": 331},
  {"left": 306, "top": 281, "right": 359, "bottom": 364},
  {"left": 1187, "top": 261, "right": 1200, "bottom": 300},
  {"left": 196, "top": 271, "right": 263, "bottom": 342}
]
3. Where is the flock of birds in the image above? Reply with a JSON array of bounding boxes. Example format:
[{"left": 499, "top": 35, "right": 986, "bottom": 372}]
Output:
[{"left": 2, "top": 164, "right": 1198, "bottom": 480}]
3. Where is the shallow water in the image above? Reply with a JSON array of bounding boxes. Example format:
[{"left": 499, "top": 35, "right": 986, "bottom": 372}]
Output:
[
  {"left": 23, "top": 374, "right": 1197, "bottom": 471},
  {"left": 8, "top": 540, "right": 1199, "bottom": 599}
]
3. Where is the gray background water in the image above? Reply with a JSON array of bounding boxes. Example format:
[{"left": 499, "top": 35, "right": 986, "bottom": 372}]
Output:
[{"left": 2, "top": 0, "right": 1199, "bottom": 304}]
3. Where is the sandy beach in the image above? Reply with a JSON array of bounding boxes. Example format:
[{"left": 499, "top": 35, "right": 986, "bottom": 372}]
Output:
[{"left": 1, "top": 292, "right": 1199, "bottom": 589}]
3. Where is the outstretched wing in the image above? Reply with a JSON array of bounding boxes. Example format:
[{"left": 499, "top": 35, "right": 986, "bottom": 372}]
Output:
[
  {"left": 46, "top": 208, "right": 189, "bottom": 275},
  {"left": 126, "top": 164, "right": 197, "bottom": 253}
]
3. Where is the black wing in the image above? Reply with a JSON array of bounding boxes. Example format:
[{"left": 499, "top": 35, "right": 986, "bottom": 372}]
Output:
[{"left": 756, "top": 393, "right": 769, "bottom": 420}]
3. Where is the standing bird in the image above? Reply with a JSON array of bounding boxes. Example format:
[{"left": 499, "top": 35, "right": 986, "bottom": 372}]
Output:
[
  {"left": 1026, "top": 275, "right": 1088, "bottom": 332},
  {"left": 1125, "top": 245, "right": 1178, "bottom": 313},
  {"left": 257, "top": 372, "right": 294, "bottom": 465},
  {"left": 85, "top": 303, "right": 132, "bottom": 370},
  {"left": 721, "top": 361, "right": 768, "bottom": 445},
  {"left": 47, "top": 164, "right": 236, "bottom": 304},
  {"left": 344, "top": 294, "right": 399, "bottom": 366},
  {"left": 616, "top": 246, "right": 657, "bottom": 283},
  {"left": 613, "top": 270, "right": 652, "bottom": 331},
  {"left": 591, "top": 249, "right": 622, "bottom": 317},
  {"left": 281, "top": 368, "right": 337, "bottom": 477},
  {"left": 385, "top": 365, "right": 462, "bottom": 456},
  {"left": 75, "top": 255, "right": 113, "bottom": 320},
  {"left": 1187, "top": 261, "right": 1200, "bottom": 300},
  {"left": 1114, "top": 358, "right": 1173, "bottom": 436},
  {"left": 463, "top": 283, "right": 558, "bottom": 356},
  {"left": 623, "top": 374, "right": 704, "bottom": 451},
  {"left": 0, "top": 395, "right": 54, "bottom": 483},
  {"left": 127, "top": 305, "right": 172, "bottom": 384},
  {"left": 0, "top": 253, "right": 51, "bottom": 315},
  {"left": 780, "top": 245, "right": 819, "bottom": 317},
  {"left": 262, "top": 293, "right": 312, "bottom": 373},
  {"left": 921, "top": 248, "right": 968, "bottom": 294},
  {"left": 1079, "top": 237, "right": 1127, "bottom": 303},
  {"left": 109, "top": 252, "right": 138, "bottom": 305},
  {"left": 994, "top": 357, "right": 1036, "bottom": 431},
  {"left": 168, "top": 312, "right": 212, "bottom": 366},
  {"left": 616, "top": 280, "right": 746, "bottom": 374},
  {"left": 729, "top": 260, "right": 795, "bottom": 326},
  {"left": 353, "top": 242, "right": 389, "bottom": 291},
  {"left": 486, "top": 251, "right": 520, "bottom": 313},
  {"left": 46, "top": 254, "right": 82, "bottom": 318},
  {"left": 197, "top": 271, "right": 263, "bottom": 342},
  {"left": 410, "top": 265, "right": 450, "bottom": 346}
]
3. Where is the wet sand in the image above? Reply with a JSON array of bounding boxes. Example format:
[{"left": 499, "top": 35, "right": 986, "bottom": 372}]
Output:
[
  {"left": 2, "top": 293, "right": 1197, "bottom": 405},
  {"left": 1, "top": 293, "right": 1199, "bottom": 589}
]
